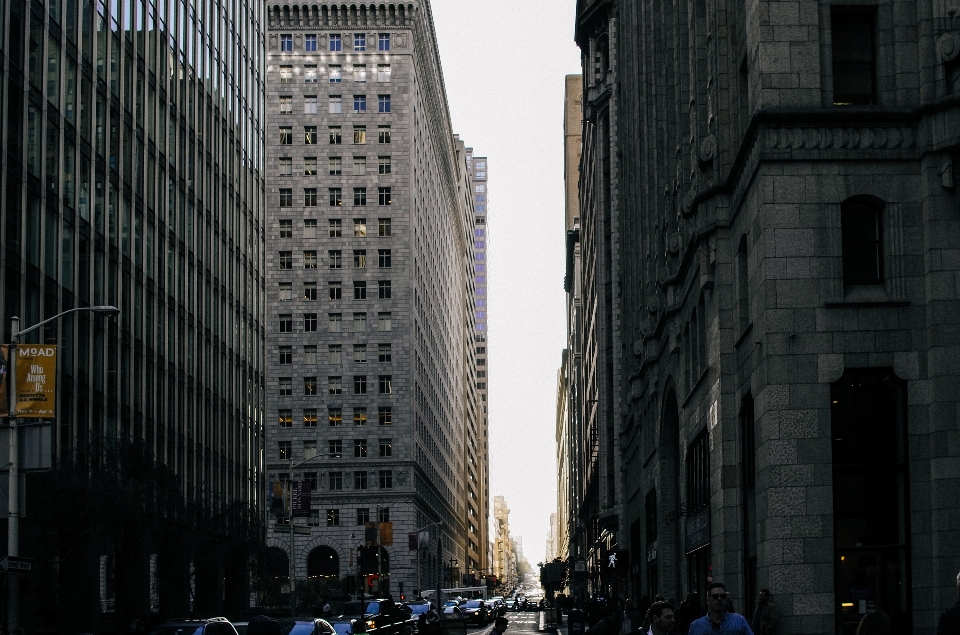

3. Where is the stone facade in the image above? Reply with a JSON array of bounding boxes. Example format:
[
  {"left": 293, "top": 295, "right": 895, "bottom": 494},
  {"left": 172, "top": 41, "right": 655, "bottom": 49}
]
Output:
[
  {"left": 570, "top": 0, "right": 960, "bottom": 632},
  {"left": 264, "top": 1, "right": 480, "bottom": 598}
]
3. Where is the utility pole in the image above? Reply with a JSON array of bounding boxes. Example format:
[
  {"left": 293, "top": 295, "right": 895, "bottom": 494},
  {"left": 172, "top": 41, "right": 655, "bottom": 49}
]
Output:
[
  {"left": 7, "top": 316, "right": 19, "bottom": 633},
  {"left": 436, "top": 530, "right": 442, "bottom": 610}
]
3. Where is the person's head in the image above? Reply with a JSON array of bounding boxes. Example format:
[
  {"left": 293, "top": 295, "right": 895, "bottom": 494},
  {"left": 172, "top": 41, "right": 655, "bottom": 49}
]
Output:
[
  {"left": 625, "top": 599, "right": 635, "bottom": 611},
  {"left": 705, "top": 583, "right": 728, "bottom": 616},
  {"left": 649, "top": 602, "right": 676, "bottom": 633},
  {"left": 758, "top": 589, "right": 771, "bottom": 603},
  {"left": 855, "top": 610, "right": 891, "bottom": 635},
  {"left": 495, "top": 617, "right": 509, "bottom": 632}
]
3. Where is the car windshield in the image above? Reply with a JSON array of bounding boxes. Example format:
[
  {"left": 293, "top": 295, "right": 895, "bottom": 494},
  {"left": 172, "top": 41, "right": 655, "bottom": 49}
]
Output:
[
  {"left": 150, "top": 626, "right": 205, "bottom": 635},
  {"left": 464, "top": 601, "right": 483, "bottom": 608}
]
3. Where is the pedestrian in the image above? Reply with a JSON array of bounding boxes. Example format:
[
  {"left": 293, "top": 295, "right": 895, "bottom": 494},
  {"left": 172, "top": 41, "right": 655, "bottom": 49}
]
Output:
[
  {"left": 492, "top": 616, "right": 510, "bottom": 635},
  {"left": 676, "top": 592, "right": 695, "bottom": 635},
  {"left": 854, "top": 610, "right": 891, "bottom": 635},
  {"left": 645, "top": 601, "right": 676, "bottom": 635},
  {"left": 623, "top": 599, "right": 644, "bottom": 633},
  {"left": 751, "top": 590, "right": 777, "bottom": 635},
  {"left": 687, "top": 583, "right": 754, "bottom": 635},
  {"left": 587, "top": 606, "right": 618, "bottom": 635},
  {"left": 938, "top": 570, "right": 960, "bottom": 635}
]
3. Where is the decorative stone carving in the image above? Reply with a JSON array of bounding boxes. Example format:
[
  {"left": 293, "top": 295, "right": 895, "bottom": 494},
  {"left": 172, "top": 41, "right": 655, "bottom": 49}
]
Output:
[
  {"left": 699, "top": 134, "right": 717, "bottom": 163},
  {"left": 269, "top": 34, "right": 278, "bottom": 50},
  {"left": 939, "top": 31, "right": 960, "bottom": 62},
  {"left": 763, "top": 126, "right": 915, "bottom": 151},
  {"left": 633, "top": 339, "right": 645, "bottom": 360}
]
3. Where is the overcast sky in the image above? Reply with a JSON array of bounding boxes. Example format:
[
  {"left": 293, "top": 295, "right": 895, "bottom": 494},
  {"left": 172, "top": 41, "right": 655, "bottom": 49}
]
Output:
[{"left": 429, "top": 1, "right": 581, "bottom": 565}]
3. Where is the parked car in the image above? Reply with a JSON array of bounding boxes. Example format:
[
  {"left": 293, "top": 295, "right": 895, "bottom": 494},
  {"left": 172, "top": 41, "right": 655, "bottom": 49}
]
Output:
[
  {"left": 488, "top": 597, "right": 505, "bottom": 617},
  {"left": 333, "top": 600, "right": 416, "bottom": 635},
  {"left": 278, "top": 619, "right": 338, "bottom": 635},
  {"left": 460, "top": 600, "right": 491, "bottom": 625},
  {"left": 150, "top": 618, "right": 239, "bottom": 635}
]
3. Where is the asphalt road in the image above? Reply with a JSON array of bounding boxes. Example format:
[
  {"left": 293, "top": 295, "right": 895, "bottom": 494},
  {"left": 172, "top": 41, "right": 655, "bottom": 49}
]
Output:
[{"left": 463, "top": 612, "right": 554, "bottom": 635}]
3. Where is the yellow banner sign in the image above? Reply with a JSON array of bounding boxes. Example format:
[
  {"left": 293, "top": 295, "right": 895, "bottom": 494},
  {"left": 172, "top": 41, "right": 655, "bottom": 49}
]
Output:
[{"left": 15, "top": 345, "right": 57, "bottom": 418}]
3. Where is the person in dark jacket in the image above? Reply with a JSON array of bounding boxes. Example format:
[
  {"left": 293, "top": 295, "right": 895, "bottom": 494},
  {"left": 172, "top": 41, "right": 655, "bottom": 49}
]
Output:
[
  {"left": 751, "top": 590, "right": 777, "bottom": 635},
  {"left": 938, "top": 570, "right": 960, "bottom": 635}
]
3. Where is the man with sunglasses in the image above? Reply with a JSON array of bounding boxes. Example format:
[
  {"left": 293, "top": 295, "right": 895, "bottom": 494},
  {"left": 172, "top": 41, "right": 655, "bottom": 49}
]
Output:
[{"left": 688, "top": 583, "right": 754, "bottom": 635}]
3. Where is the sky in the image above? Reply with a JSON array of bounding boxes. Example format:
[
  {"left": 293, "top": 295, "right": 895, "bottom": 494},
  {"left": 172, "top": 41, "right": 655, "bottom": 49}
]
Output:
[{"left": 429, "top": 1, "right": 582, "bottom": 565}]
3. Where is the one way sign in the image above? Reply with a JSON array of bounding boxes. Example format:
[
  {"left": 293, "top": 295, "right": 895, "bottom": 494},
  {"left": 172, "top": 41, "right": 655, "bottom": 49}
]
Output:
[{"left": 0, "top": 555, "right": 33, "bottom": 574}]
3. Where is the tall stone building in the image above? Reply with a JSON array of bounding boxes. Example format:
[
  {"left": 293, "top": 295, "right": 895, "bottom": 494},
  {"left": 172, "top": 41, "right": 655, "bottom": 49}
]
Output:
[
  {"left": 570, "top": 0, "right": 960, "bottom": 632},
  {"left": 264, "top": 1, "right": 480, "bottom": 599},
  {"left": 0, "top": 1, "right": 266, "bottom": 630},
  {"left": 493, "top": 495, "right": 518, "bottom": 590}
]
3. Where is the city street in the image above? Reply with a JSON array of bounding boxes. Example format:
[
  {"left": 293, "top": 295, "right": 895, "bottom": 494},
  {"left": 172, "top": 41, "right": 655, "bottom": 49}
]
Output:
[{"left": 461, "top": 612, "right": 554, "bottom": 635}]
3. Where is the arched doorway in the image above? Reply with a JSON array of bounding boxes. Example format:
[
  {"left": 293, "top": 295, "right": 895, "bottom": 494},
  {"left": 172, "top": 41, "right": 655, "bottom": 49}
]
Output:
[{"left": 307, "top": 546, "right": 340, "bottom": 579}]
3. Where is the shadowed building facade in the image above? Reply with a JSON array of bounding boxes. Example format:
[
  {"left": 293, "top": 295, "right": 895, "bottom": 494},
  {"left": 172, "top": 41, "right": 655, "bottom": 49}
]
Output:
[{"left": 572, "top": 0, "right": 960, "bottom": 632}]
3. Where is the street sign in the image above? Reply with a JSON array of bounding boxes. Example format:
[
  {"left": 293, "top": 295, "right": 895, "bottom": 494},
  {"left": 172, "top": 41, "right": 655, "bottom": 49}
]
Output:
[
  {"left": 0, "top": 555, "right": 33, "bottom": 574},
  {"left": 15, "top": 345, "right": 58, "bottom": 418}
]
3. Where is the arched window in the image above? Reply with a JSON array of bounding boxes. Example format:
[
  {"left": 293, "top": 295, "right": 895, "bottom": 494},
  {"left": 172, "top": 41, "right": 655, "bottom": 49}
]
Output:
[
  {"left": 831, "top": 369, "right": 911, "bottom": 634},
  {"left": 307, "top": 546, "right": 340, "bottom": 579},
  {"left": 841, "top": 198, "right": 884, "bottom": 284}
]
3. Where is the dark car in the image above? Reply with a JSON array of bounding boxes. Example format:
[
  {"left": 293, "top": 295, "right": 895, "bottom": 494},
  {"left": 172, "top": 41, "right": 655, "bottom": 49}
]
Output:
[
  {"left": 333, "top": 600, "right": 415, "bottom": 635},
  {"left": 459, "top": 600, "right": 490, "bottom": 625},
  {"left": 150, "top": 618, "right": 239, "bottom": 635},
  {"left": 278, "top": 618, "right": 338, "bottom": 635}
]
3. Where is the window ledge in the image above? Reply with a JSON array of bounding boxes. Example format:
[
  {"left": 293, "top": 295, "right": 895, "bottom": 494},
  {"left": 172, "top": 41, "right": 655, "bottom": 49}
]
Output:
[
  {"left": 734, "top": 322, "right": 754, "bottom": 349},
  {"left": 825, "top": 299, "right": 909, "bottom": 308},
  {"left": 682, "top": 367, "right": 710, "bottom": 408}
]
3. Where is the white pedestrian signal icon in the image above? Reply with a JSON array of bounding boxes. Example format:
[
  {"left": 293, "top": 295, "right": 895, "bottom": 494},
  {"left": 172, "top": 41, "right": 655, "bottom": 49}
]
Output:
[{"left": 608, "top": 553, "right": 617, "bottom": 568}]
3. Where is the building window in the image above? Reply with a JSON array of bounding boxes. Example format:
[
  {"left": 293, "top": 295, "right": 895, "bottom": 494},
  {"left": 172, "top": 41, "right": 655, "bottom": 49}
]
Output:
[
  {"left": 329, "top": 250, "right": 343, "bottom": 269},
  {"left": 378, "top": 507, "right": 390, "bottom": 523},
  {"left": 354, "top": 126, "right": 367, "bottom": 144},
  {"left": 378, "top": 95, "right": 391, "bottom": 113},
  {"left": 278, "top": 252, "right": 294, "bottom": 271},
  {"left": 329, "top": 126, "right": 342, "bottom": 144},
  {"left": 356, "top": 508, "right": 370, "bottom": 525},
  {"left": 304, "top": 251, "right": 318, "bottom": 269},
  {"left": 355, "top": 219, "right": 367, "bottom": 237},
  {"left": 353, "top": 313, "right": 367, "bottom": 332},
  {"left": 304, "top": 346, "right": 318, "bottom": 365},
  {"left": 378, "top": 249, "right": 392, "bottom": 268},
  {"left": 354, "top": 345, "right": 368, "bottom": 364},
  {"left": 378, "top": 312, "right": 391, "bottom": 331},
  {"left": 686, "top": 430, "right": 710, "bottom": 512},
  {"left": 304, "top": 409, "right": 318, "bottom": 427},
  {"left": 329, "top": 96, "right": 343, "bottom": 114},
  {"left": 327, "top": 509, "right": 340, "bottom": 526},
  {"left": 329, "top": 219, "right": 342, "bottom": 237},
  {"left": 842, "top": 198, "right": 884, "bottom": 284},
  {"left": 278, "top": 378, "right": 292, "bottom": 397},
  {"left": 304, "top": 126, "right": 318, "bottom": 145},
  {"left": 832, "top": 369, "right": 911, "bottom": 633},
  {"left": 304, "top": 189, "right": 318, "bottom": 207},
  {"left": 354, "top": 281, "right": 367, "bottom": 300},
  {"left": 378, "top": 344, "right": 392, "bottom": 362},
  {"left": 329, "top": 188, "right": 343, "bottom": 207},
  {"left": 378, "top": 156, "right": 392, "bottom": 175},
  {"left": 330, "top": 34, "right": 342, "bottom": 52},
  {"left": 278, "top": 441, "right": 292, "bottom": 460},
  {"left": 279, "top": 66, "right": 293, "bottom": 83},
  {"left": 329, "top": 156, "right": 343, "bottom": 176},
  {"left": 379, "top": 439, "right": 392, "bottom": 458},
  {"left": 329, "top": 314, "right": 342, "bottom": 332},
  {"left": 379, "top": 407, "right": 392, "bottom": 425},
  {"left": 354, "top": 188, "right": 367, "bottom": 206},
  {"left": 279, "top": 157, "right": 293, "bottom": 176},
  {"left": 354, "top": 33, "right": 366, "bottom": 51},
  {"left": 378, "top": 218, "right": 391, "bottom": 236},
  {"left": 378, "top": 33, "right": 391, "bottom": 51},
  {"left": 353, "top": 156, "right": 367, "bottom": 175},
  {"left": 278, "top": 409, "right": 293, "bottom": 428},
  {"left": 329, "top": 282, "right": 342, "bottom": 300},
  {"left": 354, "top": 472, "right": 368, "bottom": 490},
  {"left": 378, "top": 375, "right": 393, "bottom": 394},
  {"left": 329, "top": 376, "right": 342, "bottom": 395},
  {"left": 279, "top": 189, "right": 293, "bottom": 207},
  {"left": 279, "top": 127, "right": 293, "bottom": 145},
  {"left": 378, "top": 281, "right": 392, "bottom": 299},
  {"left": 280, "top": 34, "right": 293, "bottom": 51},
  {"left": 329, "top": 408, "right": 343, "bottom": 428},
  {"left": 304, "top": 95, "right": 318, "bottom": 114},
  {"left": 354, "top": 376, "right": 367, "bottom": 394},
  {"left": 379, "top": 470, "right": 393, "bottom": 489},
  {"left": 279, "top": 282, "right": 292, "bottom": 301},
  {"left": 354, "top": 64, "right": 367, "bottom": 83},
  {"left": 330, "top": 472, "right": 343, "bottom": 490},
  {"left": 302, "top": 65, "right": 318, "bottom": 83},
  {"left": 279, "top": 219, "right": 293, "bottom": 238},
  {"left": 305, "top": 34, "right": 317, "bottom": 51},
  {"left": 354, "top": 95, "right": 367, "bottom": 113},
  {"left": 329, "top": 64, "right": 342, "bottom": 83},
  {"left": 304, "top": 313, "right": 318, "bottom": 332},
  {"left": 377, "top": 64, "right": 391, "bottom": 83},
  {"left": 305, "top": 472, "right": 319, "bottom": 490},
  {"left": 377, "top": 187, "right": 392, "bottom": 206},
  {"left": 279, "top": 95, "right": 293, "bottom": 113},
  {"left": 304, "top": 376, "right": 318, "bottom": 396},
  {"left": 304, "top": 158, "right": 318, "bottom": 177},
  {"left": 279, "top": 314, "right": 293, "bottom": 333},
  {"left": 352, "top": 408, "right": 367, "bottom": 427},
  {"left": 378, "top": 126, "right": 391, "bottom": 144},
  {"left": 831, "top": 9, "right": 876, "bottom": 106},
  {"left": 354, "top": 250, "right": 367, "bottom": 268},
  {"left": 279, "top": 347, "right": 293, "bottom": 365}
]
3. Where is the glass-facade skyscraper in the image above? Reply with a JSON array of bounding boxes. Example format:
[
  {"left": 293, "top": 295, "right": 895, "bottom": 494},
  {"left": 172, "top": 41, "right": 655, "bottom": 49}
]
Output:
[{"left": 0, "top": 0, "right": 265, "bottom": 629}]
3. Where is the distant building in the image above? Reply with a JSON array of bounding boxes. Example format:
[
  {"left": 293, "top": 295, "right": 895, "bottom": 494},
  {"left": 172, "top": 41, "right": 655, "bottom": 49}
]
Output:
[{"left": 264, "top": 1, "right": 480, "bottom": 599}]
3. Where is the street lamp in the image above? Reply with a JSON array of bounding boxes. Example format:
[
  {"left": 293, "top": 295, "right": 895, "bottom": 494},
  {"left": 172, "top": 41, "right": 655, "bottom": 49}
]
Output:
[
  {"left": 5, "top": 305, "right": 119, "bottom": 631},
  {"left": 281, "top": 454, "right": 321, "bottom": 615}
]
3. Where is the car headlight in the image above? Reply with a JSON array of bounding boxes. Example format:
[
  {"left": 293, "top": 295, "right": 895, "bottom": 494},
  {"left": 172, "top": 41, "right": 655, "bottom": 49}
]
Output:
[{"left": 366, "top": 621, "right": 376, "bottom": 628}]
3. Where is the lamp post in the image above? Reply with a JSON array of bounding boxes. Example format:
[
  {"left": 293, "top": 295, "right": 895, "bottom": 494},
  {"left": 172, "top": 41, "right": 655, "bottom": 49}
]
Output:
[
  {"left": 283, "top": 453, "right": 321, "bottom": 616},
  {"left": 6, "top": 305, "right": 119, "bottom": 631}
]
